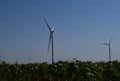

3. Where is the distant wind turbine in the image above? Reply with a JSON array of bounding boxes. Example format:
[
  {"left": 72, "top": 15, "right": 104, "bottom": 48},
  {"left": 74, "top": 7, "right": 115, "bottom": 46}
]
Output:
[
  {"left": 100, "top": 35, "right": 113, "bottom": 61},
  {"left": 43, "top": 18, "right": 55, "bottom": 64}
]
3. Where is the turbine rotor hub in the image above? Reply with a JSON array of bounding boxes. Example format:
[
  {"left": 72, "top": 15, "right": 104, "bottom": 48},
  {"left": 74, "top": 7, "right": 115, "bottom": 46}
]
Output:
[{"left": 51, "top": 27, "right": 54, "bottom": 33}]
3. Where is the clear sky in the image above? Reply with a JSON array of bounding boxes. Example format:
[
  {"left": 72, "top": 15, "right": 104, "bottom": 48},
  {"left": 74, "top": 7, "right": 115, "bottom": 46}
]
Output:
[{"left": 0, "top": 0, "right": 120, "bottom": 63}]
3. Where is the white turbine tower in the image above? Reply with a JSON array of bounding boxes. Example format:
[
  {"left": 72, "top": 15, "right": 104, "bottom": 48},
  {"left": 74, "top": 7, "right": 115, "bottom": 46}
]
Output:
[
  {"left": 100, "top": 35, "right": 113, "bottom": 61},
  {"left": 44, "top": 18, "right": 54, "bottom": 64}
]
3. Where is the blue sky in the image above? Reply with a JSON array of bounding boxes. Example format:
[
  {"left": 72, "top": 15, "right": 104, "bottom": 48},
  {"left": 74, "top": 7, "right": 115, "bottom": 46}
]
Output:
[{"left": 0, "top": 0, "right": 120, "bottom": 63}]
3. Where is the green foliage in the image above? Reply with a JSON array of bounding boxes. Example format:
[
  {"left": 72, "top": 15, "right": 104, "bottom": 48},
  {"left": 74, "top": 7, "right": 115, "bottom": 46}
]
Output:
[{"left": 0, "top": 60, "right": 120, "bottom": 81}]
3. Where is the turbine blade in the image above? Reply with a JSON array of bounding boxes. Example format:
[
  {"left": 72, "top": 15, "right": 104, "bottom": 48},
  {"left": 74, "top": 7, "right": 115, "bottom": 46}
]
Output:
[
  {"left": 109, "top": 35, "right": 113, "bottom": 44},
  {"left": 43, "top": 17, "right": 51, "bottom": 31},
  {"left": 100, "top": 43, "right": 108, "bottom": 45},
  {"left": 47, "top": 33, "right": 52, "bottom": 53}
]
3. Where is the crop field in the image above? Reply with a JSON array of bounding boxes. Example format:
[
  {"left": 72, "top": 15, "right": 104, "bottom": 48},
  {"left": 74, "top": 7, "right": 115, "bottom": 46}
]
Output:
[{"left": 0, "top": 60, "right": 120, "bottom": 81}]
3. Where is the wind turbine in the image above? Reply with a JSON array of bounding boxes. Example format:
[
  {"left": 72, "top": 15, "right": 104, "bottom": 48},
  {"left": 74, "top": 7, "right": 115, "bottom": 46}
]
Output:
[
  {"left": 100, "top": 35, "right": 113, "bottom": 61},
  {"left": 43, "top": 18, "right": 54, "bottom": 64}
]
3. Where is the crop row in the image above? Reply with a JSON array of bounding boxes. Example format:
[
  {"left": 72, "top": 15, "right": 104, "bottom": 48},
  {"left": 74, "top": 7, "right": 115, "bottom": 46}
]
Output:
[{"left": 0, "top": 60, "right": 120, "bottom": 81}]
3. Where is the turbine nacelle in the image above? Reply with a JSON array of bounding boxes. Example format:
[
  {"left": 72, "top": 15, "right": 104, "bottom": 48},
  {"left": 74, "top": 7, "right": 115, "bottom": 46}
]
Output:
[{"left": 51, "top": 27, "right": 54, "bottom": 33}]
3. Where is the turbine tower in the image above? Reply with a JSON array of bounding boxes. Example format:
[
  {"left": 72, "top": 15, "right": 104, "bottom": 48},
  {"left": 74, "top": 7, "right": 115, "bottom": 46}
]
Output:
[
  {"left": 100, "top": 35, "right": 113, "bottom": 61},
  {"left": 44, "top": 18, "right": 54, "bottom": 64}
]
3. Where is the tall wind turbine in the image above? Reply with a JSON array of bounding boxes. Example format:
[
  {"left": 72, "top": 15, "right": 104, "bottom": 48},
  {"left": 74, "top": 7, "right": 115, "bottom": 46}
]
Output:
[
  {"left": 44, "top": 18, "right": 54, "bottom": 64},
  {"left": 100, "top": 35, "right": 113, "bottom": 61}
]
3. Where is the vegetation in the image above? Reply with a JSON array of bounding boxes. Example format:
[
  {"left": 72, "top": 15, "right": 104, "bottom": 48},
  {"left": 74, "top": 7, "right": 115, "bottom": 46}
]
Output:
[{"left": 0, "top": 60, "right": 120, "bottom": 81}]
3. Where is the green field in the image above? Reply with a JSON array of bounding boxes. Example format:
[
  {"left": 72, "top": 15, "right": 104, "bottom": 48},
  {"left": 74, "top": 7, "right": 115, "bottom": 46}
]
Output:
[{"left": 0, "top": 60, "right": 120, "bottom": 81}]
